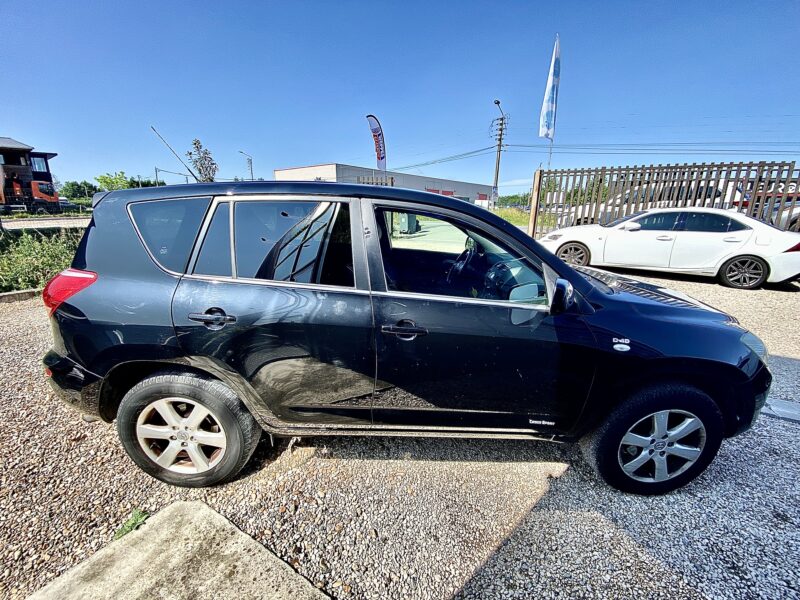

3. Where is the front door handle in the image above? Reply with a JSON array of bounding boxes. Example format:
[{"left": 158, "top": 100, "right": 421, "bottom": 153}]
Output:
[
  {"left": 381, "top": 319, "right": 428, "bottom": 341},
  {"left": 188, "top": 308, "right": 236, "bottom": 330},
  {"left": 723, "top": 237, "right": 742, "bottom": 242},
  {"left": 656, "top": 235, "right": 674, "bottom": 241}
]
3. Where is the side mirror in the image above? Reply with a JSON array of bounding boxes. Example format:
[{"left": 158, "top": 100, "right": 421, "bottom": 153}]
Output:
[
  {"left": 622, "top": 221, "right": 641, "bottom": 231},
  {"left": 550, "top": 278, "right": 575, "bottom": 315}
]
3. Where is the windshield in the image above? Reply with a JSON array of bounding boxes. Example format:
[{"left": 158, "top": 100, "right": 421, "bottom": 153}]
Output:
[{"left": 602, "top": 210, "right": 646, "bottom": 228}]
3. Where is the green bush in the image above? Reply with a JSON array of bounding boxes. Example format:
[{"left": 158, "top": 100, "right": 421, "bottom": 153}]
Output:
[{"left": 0, "top": 230, "right": 83, "bottom": 293}]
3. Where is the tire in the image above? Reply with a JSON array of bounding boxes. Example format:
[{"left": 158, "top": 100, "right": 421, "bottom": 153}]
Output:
[
  {"left": 556, "top": 241, "right": 591, "bottom": 266},
  {"left": 116, "top": 371, "right": 261, "bottom": 487},
  {"left": 580, "top": 383, "right": 723, "bottom": 495},
  {"left": 718, "top": 255, "right": 769, "bottom": 289}
]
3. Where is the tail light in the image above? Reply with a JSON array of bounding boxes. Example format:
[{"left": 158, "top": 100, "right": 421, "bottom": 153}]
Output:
[
  {"left": 43, "top": 268, "right": 97, "bottom": 315},
  {"left": 784, "top": 242, "right": 800, "bottom": 253}
]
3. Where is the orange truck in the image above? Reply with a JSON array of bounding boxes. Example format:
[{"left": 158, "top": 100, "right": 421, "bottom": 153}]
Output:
[{"left": 0, "top": 137, "right": 60, "bottom": 214}]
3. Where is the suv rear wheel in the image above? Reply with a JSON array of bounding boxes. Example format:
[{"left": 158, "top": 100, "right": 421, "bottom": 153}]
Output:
[
  {"left": 116, "top": 372, "right": 261, "bottom": 487},
  {"left": 580, "top": 384, "right": 723, "bottom": 495}
]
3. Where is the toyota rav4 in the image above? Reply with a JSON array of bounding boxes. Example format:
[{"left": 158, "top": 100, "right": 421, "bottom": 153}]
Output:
[{"left": 43, "top": 182, "right": 771, "bottom": 494}]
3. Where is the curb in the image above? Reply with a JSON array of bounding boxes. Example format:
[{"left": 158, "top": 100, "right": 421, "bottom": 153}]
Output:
[{"left": 0, "top": 288, "right": 42, "bottom": 304}]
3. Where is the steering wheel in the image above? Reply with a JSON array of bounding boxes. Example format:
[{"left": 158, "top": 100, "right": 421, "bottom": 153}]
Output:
[{"left": 446, "top": 246, "right": 476, "bottom": 284}]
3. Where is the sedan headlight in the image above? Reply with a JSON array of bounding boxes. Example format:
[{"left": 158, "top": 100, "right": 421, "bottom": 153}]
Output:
[{"left": 741, "top": 331, "right": 768, "bottom": 363}]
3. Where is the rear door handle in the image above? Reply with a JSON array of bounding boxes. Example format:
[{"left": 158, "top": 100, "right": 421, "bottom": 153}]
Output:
[
  {"left": 656, "top": 235, "right": 674, "bottom": 241},
  {"left": 381, "top": 319, "right": 428, "bottom": 341},
  {"left": 188, "top": 308, "right": 236, "bottom": 330}
]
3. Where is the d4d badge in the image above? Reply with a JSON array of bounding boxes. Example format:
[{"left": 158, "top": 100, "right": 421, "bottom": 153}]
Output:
[{"left": 612, "top": 337, "right": 631, "bottom": 352}]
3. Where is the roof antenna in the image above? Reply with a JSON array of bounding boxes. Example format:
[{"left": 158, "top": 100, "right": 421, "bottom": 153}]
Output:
[{"left": 150, "top": 126, "right": 200, "bottom": 183}]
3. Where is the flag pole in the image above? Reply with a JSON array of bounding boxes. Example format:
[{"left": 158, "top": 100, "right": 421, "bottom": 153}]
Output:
[{"left": 547, "top": 138, "right": 553, "bottom": 170}]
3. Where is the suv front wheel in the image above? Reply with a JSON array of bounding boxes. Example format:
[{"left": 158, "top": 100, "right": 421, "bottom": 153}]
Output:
[
  {"left": 581, "top": 384, "right": 723, "bottom": 495},
  {"left": 116, "top": 372, "right": 261, "bottom": 487}
]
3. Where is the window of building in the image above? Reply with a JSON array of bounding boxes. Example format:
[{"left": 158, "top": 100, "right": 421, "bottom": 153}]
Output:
[
  {"left": 129, "top": 197, "right": 211, "bottom": 272},
  {"left": 234, "top": 200, "right": 354, "bottom": 287},
  {"left": 194, "top": 203, "right": 231, "bottom": 277},
  {"left": 375, "top": 208, "right": 547, "bottom": 305},
  {"left": 31, "top": 157, "right": 48, "bottom": 172},
  {"left": 0, "top": 154, "right": 5, "bottom": 165}
]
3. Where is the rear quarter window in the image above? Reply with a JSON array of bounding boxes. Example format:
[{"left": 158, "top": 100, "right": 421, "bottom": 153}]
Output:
[{"left": 129, "top": 197, "right": 210, "bottom": 272}]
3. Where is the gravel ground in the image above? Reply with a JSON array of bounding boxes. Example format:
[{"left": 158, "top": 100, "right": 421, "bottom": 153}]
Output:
[{"left": 1, "top": 274, "right": 798, "bottom": 599}]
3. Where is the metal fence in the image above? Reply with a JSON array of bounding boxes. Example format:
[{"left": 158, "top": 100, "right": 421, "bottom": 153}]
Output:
[{"left": 527, "top": 161, "right": 800, "bottom": 238}]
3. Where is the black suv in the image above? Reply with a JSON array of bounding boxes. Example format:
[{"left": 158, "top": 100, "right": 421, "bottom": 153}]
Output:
[{"left": 43, "top": 182, "right": 771, "bottom": 494}]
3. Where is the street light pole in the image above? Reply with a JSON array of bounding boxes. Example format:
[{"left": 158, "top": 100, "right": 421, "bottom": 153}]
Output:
[
  {"left": 491, "top": 99, "right": 506, "bottom": 210},
  {"left": 239, "top": 150, "right": 254, "bottom": 181}
]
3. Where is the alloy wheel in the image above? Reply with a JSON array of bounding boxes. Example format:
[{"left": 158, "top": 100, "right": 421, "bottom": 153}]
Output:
[
  {"left": 725, "top": 258, "right": 764, "bottom": 288},
  {"left": 557, "top": 243, "right": 589, "bottom": 266},
  {"left": 136, "top": 397, "right": 227, "bottom": 474},
  {"left": 617, "top": 409, "right": 706, "bottom": 483}
]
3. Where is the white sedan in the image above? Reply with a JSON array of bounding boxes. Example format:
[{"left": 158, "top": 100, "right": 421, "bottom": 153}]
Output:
[{"left": 538, "top": 207, "right": 800, "bottom": 289}]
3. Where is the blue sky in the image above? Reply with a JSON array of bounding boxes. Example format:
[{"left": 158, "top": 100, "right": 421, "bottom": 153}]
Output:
[{"left": 3, "top": 1, "right": 799, "bottom": 193}]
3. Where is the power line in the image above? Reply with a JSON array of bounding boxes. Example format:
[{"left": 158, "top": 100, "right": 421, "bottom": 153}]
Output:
[{"left": 393, "top": 146, "right": 495, "bottom": 171}]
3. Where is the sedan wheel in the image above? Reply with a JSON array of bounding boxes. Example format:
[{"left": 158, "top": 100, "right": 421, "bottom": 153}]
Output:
[
  {"left": 719, "top": 256, "right": 768, "bottom": 289},
  {"left": 557, "top": 242, "right": 590, "bottom": 266},
  {"left": 618, "top": 409, "right": 705, "bottom": 483}
]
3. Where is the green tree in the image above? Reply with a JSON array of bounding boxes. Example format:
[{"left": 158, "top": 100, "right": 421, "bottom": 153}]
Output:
[
  {"left": 126, "top": 176, "right": 165, "bottom": 188},
  {"left": 95, "top": 171, "right": 131, "bottom": 191},
  {"left": 186, "top": 139, "right": 218, "bottom": 182},
  {"left": 497, "top": 193, "right": 530, "bottom": 208},
  {"left": 61, "top": 180, "right": 100, "bottom": 199}
]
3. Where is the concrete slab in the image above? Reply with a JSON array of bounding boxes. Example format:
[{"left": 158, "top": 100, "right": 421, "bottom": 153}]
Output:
[
  {"left": 764, "top": 398, "right": 800, "bottom": 423},
  {"left": 29, "top": 501, "right": 327, "bottom": 600}
]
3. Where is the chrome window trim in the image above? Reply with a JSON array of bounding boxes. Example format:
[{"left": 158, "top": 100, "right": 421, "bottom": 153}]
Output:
[
  {"left": 183, "top": 272, "right": 371, "bottom": 296},
  {"left": 371, "top": 289, "right": 549, "bottom": 311}
]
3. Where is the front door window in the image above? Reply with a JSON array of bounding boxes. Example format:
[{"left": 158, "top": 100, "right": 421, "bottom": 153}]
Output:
[{"left": 376, "top": 208, "right": 548, "bottom": 305}]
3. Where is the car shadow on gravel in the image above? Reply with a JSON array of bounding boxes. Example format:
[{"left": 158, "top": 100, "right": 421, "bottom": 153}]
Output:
[
  {"left": 453, "top": 417, "right": 800, "bottom": 599},
  {"left": 603, "top": 266, "right": 800, "bottom": 293}
]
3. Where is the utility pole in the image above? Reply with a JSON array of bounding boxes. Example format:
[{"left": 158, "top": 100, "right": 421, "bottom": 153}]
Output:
[
  {"left": 239, "top": 150, "right": 254, "bottom": 181},
  {"left": 154, "top": 167, "right": 160, "bottom": 186},
  {"left": 491, "top": 99, "right": 506, "bottom": 210}
]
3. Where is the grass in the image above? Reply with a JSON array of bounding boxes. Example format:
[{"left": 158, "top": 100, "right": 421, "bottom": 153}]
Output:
[
  {"left": 0, "top": 229, "right": 83, "bottom": 292},
  {"left": 491, "top": 207, "right": 531, "bottom": 227},
  {"left": 113, "top": 508, "right": 150, "bottom": 540}
]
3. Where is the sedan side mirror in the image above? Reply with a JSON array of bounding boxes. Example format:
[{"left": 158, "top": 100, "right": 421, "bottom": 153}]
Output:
[
  {"left": 550, "top": 278, "right": 575, "bottom": 315},
  {"left": 622, "top": 222, "right": 641, "bottom": 231}
]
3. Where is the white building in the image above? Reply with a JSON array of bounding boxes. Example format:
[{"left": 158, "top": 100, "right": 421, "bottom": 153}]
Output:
[{"left": 273, "top": 163, "right": 493, "bottom": 206}]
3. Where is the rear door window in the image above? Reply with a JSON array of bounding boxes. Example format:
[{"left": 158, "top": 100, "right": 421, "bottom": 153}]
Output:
[
  {"left": 234, "top": 200, "right": 354, "bottom": 287},
  {"left": 129, "top": 197, "right": 210, "bottom": 272},
  {"left": 194, "top": 202, "right": 231, "bottom": 277},
  {"left": 683, "top": 212, "right": 749, "bottom": 233}
]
